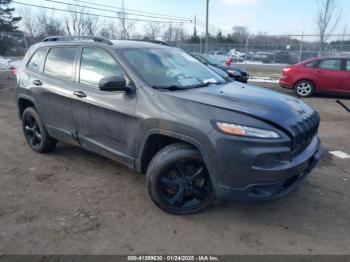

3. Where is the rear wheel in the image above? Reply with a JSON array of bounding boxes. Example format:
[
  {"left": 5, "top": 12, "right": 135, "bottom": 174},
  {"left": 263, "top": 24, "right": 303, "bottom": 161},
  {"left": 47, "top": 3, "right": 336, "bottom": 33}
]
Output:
[
  {"left": 147, "top": 143, "right": 215, "bottom": 215},
  {"left": 294, "top": 80, "right": 315, "bottom": 97},
  {"left": 22, "top": 107, "right": 57, "bottom": 153}
]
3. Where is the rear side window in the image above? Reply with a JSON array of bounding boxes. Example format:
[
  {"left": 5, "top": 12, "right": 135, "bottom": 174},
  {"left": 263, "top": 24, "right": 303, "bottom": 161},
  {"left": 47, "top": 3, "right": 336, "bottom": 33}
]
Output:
[
  {"left": 304, "top": 61, "right": 318, "bottom": 68},
  {"left": 44, "top": 47, "right": 76, "bottom": 81},
  {"left": 27, "top": 48, "right": 47, "bottom": 72},
  {"left": 318, "top": 59, "right": 341, "bottom": 70},
  {"left": 79, "top": 47, "right": 126, "bottom": 87},
  {"left": 346, "top": 60, "right": 350, "bottom": 71}
]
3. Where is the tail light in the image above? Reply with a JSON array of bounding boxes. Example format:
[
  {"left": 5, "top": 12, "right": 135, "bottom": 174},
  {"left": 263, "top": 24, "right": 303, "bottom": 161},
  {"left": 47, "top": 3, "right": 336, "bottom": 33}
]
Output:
[
  {"left": 226, "top": 57, "right": 233, "bottom": 65},
  {"left": 12, "top": 67, "right": 17, "bottom": 76},
  {"left": 282, "top": 67, "right": 292, "bottom": 75}
]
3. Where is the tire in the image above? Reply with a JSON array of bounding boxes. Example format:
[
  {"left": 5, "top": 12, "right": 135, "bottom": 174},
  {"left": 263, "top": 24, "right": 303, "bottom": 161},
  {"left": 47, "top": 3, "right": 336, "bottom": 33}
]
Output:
[
  {"left": 22, "top": 107, "right": 57, "bottom": 153},
  {"left": 294, "top": 80, "right": 315, "bottom": 98},
  {"left": 147, "top": 143, "right": 215, "bottom": 215}
]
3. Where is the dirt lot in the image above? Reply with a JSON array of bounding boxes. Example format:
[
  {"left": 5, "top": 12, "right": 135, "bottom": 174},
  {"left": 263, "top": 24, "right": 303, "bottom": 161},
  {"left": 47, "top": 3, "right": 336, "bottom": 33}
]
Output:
[{"left": 0, "top": 71, "right": 349, "bottom": 255}]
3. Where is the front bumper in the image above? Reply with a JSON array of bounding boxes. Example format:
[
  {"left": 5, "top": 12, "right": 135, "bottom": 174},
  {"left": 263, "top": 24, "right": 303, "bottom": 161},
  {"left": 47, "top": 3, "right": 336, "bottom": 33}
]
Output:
[
  {"left": 208, "top": 131, "right": 324, "bottom": 202},
  {"left": 216, "top": 145, "right": 324, "bottom": 202}
]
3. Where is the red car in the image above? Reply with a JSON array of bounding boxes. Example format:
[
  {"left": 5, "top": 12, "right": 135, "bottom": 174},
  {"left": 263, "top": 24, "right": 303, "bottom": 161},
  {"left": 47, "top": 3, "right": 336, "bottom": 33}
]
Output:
[{"left": 280, "top": 57, "right": 350, "bottom": 97}]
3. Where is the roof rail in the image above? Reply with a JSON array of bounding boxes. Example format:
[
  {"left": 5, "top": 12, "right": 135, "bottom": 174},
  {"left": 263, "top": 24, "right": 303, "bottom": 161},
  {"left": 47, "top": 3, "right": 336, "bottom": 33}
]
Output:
[
  {"left": 41, "top": 36, "right": 113, "bottom": 45},
  {"left": 129, "top": 39, "right": 171, "bottom": 46}
]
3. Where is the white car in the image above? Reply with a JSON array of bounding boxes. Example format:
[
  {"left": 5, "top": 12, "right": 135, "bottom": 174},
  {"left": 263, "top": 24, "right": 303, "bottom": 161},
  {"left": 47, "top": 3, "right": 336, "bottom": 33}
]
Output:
[
  {"left": 0, "top": 55, "right": 11, "bottom": 70},
  {"left": 211, "top": 51, "right": 229, "bottom": 63}
]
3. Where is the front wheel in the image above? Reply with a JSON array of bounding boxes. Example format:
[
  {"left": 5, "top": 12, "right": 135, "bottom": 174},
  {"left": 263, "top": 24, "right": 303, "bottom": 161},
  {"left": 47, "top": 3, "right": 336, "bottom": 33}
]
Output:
[
  {"left": 294, "top": 80, "right": 315, "bottom": 97},
  {"left": 147, "top": 143, "right": 215, "bottom": 215}
]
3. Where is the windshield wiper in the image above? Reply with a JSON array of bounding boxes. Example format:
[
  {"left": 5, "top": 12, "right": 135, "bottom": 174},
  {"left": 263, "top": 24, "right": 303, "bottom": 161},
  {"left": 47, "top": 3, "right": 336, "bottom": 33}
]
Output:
[
  {"left": 152, "top": 85, "right": 188, "bottom": 91},
  {"left": 153, "top": 82, "right": 222, "bottom": 91}
]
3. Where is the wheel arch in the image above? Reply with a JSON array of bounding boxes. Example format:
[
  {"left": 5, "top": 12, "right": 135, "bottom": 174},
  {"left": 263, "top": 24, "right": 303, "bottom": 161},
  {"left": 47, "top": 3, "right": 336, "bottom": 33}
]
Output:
[
  {"left": 136, "top": 129, "right": 216, "bottom": 186},
  {"left": 17, "top": 95, "right": 37, "bottom": 119}
]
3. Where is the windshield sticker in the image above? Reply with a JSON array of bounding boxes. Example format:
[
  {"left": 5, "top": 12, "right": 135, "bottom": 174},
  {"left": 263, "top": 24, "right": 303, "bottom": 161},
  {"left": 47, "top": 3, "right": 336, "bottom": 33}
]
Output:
[
  {"left": 178, "top": 77, "right": 201, "bottom": 87},
  {"left": 203, "top": 78, "right": 218, "bottom": 85}
]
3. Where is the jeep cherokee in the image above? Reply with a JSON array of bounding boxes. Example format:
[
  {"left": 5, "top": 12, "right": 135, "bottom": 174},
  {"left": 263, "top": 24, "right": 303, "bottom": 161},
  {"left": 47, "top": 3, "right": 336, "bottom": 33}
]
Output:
[{"left": 16, "top": 36, "right": 324, "bottom": 215}]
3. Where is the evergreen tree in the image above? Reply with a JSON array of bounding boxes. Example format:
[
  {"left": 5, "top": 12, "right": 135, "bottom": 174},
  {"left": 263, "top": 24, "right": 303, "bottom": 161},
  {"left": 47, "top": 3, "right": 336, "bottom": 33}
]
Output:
[
  {"left": 0, "top": 0, "right": 21, "bottom": 32},
  {"left": 0, "top": 0, "right": 22, "bottom": 55}
]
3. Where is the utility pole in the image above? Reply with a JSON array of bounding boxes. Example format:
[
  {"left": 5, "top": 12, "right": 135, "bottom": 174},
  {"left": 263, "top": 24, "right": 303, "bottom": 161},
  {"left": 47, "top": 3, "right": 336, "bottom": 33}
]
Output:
[
  {"left": 121, "top": 0, "right": 126, "bottom": 39},
  {"left": 299, "top": 30, "right": 304, "bottom": 62},
  {"left": 205, "top": 0, "right": 209, "bottom": 53},
  {"left": 193, "top": 15, "right": 197, "bottom": 37}
]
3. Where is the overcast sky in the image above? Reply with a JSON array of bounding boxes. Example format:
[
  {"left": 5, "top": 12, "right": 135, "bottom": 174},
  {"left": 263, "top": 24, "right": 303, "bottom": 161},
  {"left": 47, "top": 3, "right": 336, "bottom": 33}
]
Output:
[{"left": 13, "top": 0, "right": 350, "bottom": 38}]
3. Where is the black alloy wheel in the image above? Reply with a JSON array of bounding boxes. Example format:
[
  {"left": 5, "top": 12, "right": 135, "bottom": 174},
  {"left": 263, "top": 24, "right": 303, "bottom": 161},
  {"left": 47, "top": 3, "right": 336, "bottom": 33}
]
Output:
[{"left": 147, "top": 143, "right": 214, "bottom": 215}]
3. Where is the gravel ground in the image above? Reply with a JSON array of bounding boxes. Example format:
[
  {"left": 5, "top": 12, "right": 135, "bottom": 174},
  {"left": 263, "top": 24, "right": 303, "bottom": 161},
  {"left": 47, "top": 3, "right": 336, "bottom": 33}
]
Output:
[{"left": 0, "top": 72, "right": 349, "bottom": 255}]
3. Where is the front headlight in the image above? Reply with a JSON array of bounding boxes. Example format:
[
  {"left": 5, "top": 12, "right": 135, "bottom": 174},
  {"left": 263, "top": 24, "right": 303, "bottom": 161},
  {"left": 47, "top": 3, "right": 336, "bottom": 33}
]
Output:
[
  {"left": 216, "top": 122, "right": 280, "bottom": 139},
  {"left": 227, "top": 70, "right": 241, "bottom": 76}
]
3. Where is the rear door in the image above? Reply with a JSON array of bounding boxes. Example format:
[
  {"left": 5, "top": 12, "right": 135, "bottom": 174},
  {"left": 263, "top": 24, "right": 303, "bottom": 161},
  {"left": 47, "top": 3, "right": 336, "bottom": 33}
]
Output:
[
  {"left": 342, "top": 60, "right": 350, "bottom": 93},
  {"left": 28, "top": 46, "right": 78, "bottom": 143},
  {"left": 72, "top": 47, "right": 137, "bottom": 168},
  {"left": 315, "top": 59, "right": 344, "bottom": 92}
]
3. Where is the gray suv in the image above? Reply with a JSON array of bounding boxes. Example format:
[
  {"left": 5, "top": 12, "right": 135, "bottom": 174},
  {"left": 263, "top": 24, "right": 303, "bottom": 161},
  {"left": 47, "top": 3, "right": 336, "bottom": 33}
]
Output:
[{"left": 16, "top": 36, "right": 324, "bottom": 215}]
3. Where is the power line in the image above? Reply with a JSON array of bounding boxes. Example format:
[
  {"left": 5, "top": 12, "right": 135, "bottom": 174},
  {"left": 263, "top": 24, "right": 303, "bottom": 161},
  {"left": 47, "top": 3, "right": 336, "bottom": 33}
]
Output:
[
  {"left": 72, "top": 0, "right": 190, "bottom": 20},
  {"left": 12, "top": 1, "right": 192, "bottom": 24},
  {"left": 40, "top": 0, "right": 191, "bottom": 22}
]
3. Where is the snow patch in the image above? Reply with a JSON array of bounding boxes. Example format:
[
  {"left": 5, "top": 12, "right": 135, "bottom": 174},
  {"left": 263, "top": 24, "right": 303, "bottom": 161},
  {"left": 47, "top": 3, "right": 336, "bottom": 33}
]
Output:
[
  {"left": 249, "top": 76, "right": 279, "bottom": 84},
  {"left": 0, "top": 57, "right": 22, "bottom": 71}
]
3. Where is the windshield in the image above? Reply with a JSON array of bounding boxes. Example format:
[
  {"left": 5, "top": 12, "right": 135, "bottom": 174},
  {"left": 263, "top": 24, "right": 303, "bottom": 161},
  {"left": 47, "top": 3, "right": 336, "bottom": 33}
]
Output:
[
  {"left": 122, "top": 48, "right": 225, "bottom": 88},
  {"left": 201, "top": 54, "right": 221, "bottom": 65}
]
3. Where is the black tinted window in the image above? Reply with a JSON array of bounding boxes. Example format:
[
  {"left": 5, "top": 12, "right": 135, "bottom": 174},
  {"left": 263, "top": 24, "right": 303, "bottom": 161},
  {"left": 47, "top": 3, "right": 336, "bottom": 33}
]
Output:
[
  {"left": 27, "top": 48, "right": 47, "bottom": 72},
  {"left": 318, "top": 59, "right": 341, "bottom": 70},
  {"left": 80, "top": 48, "right": 126, "bottom": 87},
  {"left": 346, "top": 60, "right": 350, "bottom": 71},
  {"left": 44, "top": 47, "right": 76, "bottom": 81}
]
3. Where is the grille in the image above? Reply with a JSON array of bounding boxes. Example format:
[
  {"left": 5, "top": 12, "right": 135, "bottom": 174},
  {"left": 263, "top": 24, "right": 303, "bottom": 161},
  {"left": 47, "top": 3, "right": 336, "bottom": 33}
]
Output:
[{"left": 290, "top": 112, "right": 320, "bottom": 153}]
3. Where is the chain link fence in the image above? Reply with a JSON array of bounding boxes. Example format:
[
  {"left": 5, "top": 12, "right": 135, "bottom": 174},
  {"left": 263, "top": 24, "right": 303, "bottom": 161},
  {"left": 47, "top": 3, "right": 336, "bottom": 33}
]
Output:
[
  {"left": 176, "top": 35, "right": 350, "bottom": 65},
  {"left": 1, "top": 32, "right": 350, "bottom": 66}
]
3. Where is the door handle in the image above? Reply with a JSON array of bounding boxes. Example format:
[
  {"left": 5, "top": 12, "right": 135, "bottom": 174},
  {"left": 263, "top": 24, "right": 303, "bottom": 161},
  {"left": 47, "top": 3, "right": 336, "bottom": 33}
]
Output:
[
  {"left": 73, "top": 91, "right": 87, "bottom": 98},
  {"left": 32, "top": 80, "right": 43, "bottom": 86}
]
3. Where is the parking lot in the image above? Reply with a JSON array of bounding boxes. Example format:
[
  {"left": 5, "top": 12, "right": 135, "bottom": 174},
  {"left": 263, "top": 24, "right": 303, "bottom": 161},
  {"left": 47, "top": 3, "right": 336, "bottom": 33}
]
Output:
[{"left": 0, "top": 71, "right": 349, "bottom": 255}]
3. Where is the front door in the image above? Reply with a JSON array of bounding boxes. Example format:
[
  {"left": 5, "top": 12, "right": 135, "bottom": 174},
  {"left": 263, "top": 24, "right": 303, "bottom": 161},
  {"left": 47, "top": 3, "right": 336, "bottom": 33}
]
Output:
[
  {"left": 341, "top": 60, "right": 350, "bottom": 93},
  {"left": 72, "top": 47, "right": 137, "bottom": 168},
  {"left": 315, "top": 59, "right": 344, "bottom": 92}
]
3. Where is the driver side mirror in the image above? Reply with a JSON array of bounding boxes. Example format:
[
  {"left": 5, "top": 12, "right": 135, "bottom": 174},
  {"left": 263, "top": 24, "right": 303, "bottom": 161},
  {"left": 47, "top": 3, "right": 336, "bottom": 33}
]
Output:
[{"left": 99, "top": 76, "right": 135, "bottom": 92}]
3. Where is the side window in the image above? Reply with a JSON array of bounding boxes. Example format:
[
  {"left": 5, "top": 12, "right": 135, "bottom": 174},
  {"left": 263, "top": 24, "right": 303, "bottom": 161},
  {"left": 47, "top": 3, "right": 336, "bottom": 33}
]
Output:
[
  {"left": 346, "top": 60, "right": 350, "bottom": 71},
  {"left": 44, "top": 47, "right": 76, "bottom": 81},
  {"left": 318, "top": 59, "right": 341, "bottom": 71},
  {"left": 79, "top": 48, "right": 126, "bottom": 87},
  {"left": 27, "top": 48, "right": 47, "bottom": 72},
  {"left": 304, "top": 61, "right": 318, "bottom": 68}
]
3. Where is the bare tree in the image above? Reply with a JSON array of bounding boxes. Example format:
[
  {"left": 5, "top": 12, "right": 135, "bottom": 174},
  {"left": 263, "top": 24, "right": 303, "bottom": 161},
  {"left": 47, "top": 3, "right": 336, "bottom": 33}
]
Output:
[
  {"left": 64, "top": 6, "right": 99, "bottom": 37},
  {"left": 316, "top": 0, "right": 342, "bottom": 52},
  {"left": 115, "top": 14, "right": 136, "bottom": 39},
  {"left": 37, "top": 10, "right": 65, "bottom": 37},
  {"left": 144, "top": 22, "right": 161, "bottom": 40},
  {"left": 162, "top": 23, "right": 187, "bottom": 44},
  {"left": 85, "top": 15, "right": 99, "bottom": 36},
  {"left": 98, "top": 21, "right": 119, "bottom": 39},
  {"left": 18, "top": 7, "right": 37, "bottom": 37},
  {"left": 231, "top": 26, "right": 249, "bottom": 44}
]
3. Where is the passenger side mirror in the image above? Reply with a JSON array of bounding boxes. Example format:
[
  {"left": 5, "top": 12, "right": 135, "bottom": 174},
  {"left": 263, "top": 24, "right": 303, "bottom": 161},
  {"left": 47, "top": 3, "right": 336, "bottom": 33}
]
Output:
[{"left": 99, "top": 76, "right": 135, "bottom": 92}]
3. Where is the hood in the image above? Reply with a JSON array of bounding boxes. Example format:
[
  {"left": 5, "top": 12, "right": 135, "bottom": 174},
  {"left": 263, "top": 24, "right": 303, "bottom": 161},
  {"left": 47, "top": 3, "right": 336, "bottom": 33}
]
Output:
[{"left": 164, "top": 82, "right": 316, "bottom": 133}]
